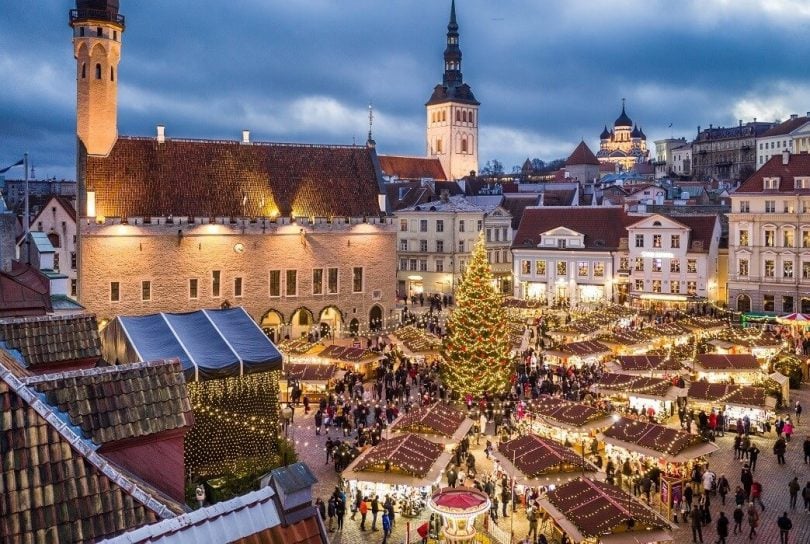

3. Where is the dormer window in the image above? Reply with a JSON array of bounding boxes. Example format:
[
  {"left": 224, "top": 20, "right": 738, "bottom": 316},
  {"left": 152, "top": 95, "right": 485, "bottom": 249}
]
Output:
[
  {"left": 557, "top": 239, "right": 567, "bottom": 249},
  {"left": 795, "top": 177, "right": 810, "bottom": 189},
  {"left": 763, "top": 177, "right": 780, "bottom": 190}
]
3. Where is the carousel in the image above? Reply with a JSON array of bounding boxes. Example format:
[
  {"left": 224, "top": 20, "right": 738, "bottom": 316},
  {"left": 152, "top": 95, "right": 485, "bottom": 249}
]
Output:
[{"left": 427, "top": 488, "right": 490, "bottom": 543}]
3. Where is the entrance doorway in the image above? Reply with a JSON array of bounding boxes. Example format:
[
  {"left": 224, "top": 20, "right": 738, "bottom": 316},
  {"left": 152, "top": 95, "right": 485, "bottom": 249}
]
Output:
[
  {"left": 260, "top": 310, "right": 284, "bottom": 343},
  {"left": 737, "top": 294, "right": 751, "bottom": 313},
  {"left": 349, "top": 318, "right": 360, "bottom": 336},
  {"left": 290, "top": 307, "right": 314, "bottom": 338},
  {"left": 369, "top": 305, "right": 383, "bottom": 332},
  {"left": 319, "top": 306, "right": 343, "bottom": 339}
]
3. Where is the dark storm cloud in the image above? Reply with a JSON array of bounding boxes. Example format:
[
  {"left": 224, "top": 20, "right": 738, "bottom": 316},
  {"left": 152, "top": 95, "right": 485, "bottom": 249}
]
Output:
[{"left": 2, "top": 0, "right": 810, "bottom": 179}]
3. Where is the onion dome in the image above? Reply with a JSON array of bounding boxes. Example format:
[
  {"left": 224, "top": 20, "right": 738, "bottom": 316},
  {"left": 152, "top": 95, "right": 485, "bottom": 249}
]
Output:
[
  {"left": 631, "top": 124, "right": 641, "bottom": 138},
  {"left": 600, "top": 125, "right": 611, "bottom": 140},
  {"left": 614, "top": 103, "right": 633, "bottom": 127}
]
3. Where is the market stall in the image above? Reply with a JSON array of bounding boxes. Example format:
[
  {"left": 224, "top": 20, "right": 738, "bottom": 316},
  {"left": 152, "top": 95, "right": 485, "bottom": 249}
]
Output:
[
  {"left": 543, "top": 340, "right": 612, "bottom": 368},
  {"left": 692, "top": 353, "right": 764, "bottom": 385},
  {"left": 606, "top": 355, "right": 682, "bottom": 378},
  {"left": 595, "top": 373, "right": 685, "bottom": 422},
  {"left": 310, "top": 344, "right": 384, "bottom": 378},
  {"left": 342, "top": 433, "right": 452, "bottom": 516},
  {"left": 595, "top": 330, "right": 652, "bottom": 356},
  {"left": 280, "top": 362, "right": 339, "bottom": 400},
  {"left": 678, "top": 317, "right": 727, "bottom": 337},
  {"left": 390, "top": 325, "right": 442, "bottom": 360},
  {"left": 538, "top": 478, "right": 674, "bottom": 544},
  {"left": 526, "top": 395, "right": 615, "bottom": 445},
  {"left": 687, "top": 382, "right": 776, "bottom": 433},
  {"left": 389, "top": 402, "right": 474, "bottom": 445},
  {"left": 494, "top": 434, "right": 598, "bottom": 488}
]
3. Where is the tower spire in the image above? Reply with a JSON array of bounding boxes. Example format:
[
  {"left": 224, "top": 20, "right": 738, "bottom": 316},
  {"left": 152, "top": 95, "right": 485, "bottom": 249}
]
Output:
[
  {"left": 443, "top": 0, "right": 462, "bottom": 88},
  {"left": 366, "top": 102, "right": 376, "bottom": 148}
]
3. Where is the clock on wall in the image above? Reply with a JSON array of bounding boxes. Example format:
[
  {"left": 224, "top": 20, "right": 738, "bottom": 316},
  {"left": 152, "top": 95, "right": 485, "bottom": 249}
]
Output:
[{"left": 233, "top": 243, "right": 245, "bottom": 254}]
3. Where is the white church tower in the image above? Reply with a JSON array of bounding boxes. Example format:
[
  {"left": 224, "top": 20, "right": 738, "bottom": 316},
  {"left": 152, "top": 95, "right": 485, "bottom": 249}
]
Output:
[{"left": 426, "top": 0, "right": 479, "bottom": 180}]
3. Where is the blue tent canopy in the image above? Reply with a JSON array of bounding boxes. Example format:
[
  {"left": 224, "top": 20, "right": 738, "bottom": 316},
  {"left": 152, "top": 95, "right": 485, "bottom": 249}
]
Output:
[{"left": 101, "top": 307, "right": 283, "bottom": 381}]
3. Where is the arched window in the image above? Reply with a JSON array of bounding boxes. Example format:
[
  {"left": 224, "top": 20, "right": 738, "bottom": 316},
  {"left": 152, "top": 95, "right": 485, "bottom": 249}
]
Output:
[
  {"left": 79, "top": 27, "right": 85, "bottom": 37},
  {"left": 113, "top": 30, "right": 118, "bottom": 41},
  {"left": 456, "top": 110, "right": 460, "bottom": 122},
  {"left": 737, "top": 294, "right": 751, "bottom": 313},
  {"left": 81, "top": 63, "right": 86, "bottom": 79},
  {"left": 110, "top": 67, "right": 114, "bottom": 81},
  {"left": 469, "top": 111, "right": 474, "bottom": 125},
  {"left": 96, "top": 27, "right": 102, "bottom": 37},
  {"left": 441, "top": 110, "right": 446, "bottom": 122},
  {"left": 461, "top": 138, "right": 468, "bottom": 153},
  {"left": 95, "top": 63, "right": 102, "bottom": 79}
]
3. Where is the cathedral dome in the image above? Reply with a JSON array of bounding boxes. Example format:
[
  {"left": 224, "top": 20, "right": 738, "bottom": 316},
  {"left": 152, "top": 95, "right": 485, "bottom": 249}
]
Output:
[
  {"left": 631, "top": 125, "right": 641, "bottom": 138},
  {"left": 600, "top": 125, "right": 611, "bottom": 140},
  {"left": 614, "top": 104, "right": 632, "bottom": 127}
]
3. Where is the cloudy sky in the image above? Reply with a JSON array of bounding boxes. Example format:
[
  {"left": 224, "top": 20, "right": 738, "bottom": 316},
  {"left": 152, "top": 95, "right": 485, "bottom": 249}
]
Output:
[{"left": 2, "top": 0, "right": 810, "bottom": 179}]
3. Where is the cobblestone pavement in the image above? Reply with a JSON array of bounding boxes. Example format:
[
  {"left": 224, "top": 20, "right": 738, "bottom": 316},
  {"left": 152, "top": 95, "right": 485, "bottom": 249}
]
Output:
[{"left": 291, "top": 386, "right": 810, "bottom": 544}]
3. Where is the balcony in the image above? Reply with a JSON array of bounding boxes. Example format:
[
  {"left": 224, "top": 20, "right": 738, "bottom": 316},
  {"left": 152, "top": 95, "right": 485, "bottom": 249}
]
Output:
[{"left": 69, "top": 8, "right": 125, "bottom": 28}]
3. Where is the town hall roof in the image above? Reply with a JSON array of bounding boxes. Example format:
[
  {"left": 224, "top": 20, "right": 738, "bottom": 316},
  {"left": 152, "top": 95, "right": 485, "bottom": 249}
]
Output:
[
  {"left": 82, "top": 137, "right": 385, "bottom": 219},
  {"left": 379, "top": 155, "right": 447, "bottom": 180}
]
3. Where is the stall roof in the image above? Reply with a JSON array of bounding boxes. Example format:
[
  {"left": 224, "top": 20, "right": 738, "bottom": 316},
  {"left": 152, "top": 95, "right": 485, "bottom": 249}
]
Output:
[
  {"left": 540, "top": 478, "right": 673, "bottom": 543},
  {"left": 597, "top": 373, "right": 682, "bottom": 400},
  {"left": 687, "top": 382, "right": 773, "bottom": 409},
  {"left": 695, "top": 354, "right": 760, "bottom": 371},
  {"left": 600, "top": 417, "right": 718, "bottom": 462},
  {"left": 389, "top": 402, "right": 474, "bottom": 444},
  {"left": 343, "top": 433, "right": 452, "bottom": 488},
  {"left": 101, "top": 308, "right": 282, "bottom": 381},
  {"left": 316, "top": 344, "right": 382, "bottom": 364},
  {"left": 529, "top": 395, "right": 614, "bottom": 430},
  {"left": 284, "top": 363, "right": 336, "bottom": 383},
  {"left": 546, "top": 340, "right": 611, "bottom": 358},
  {"left": 496, "top": 434, "right": 596, "bottom": 481},
  {"left": 613, "top": 355, "right": 681, "bottom": 373}
]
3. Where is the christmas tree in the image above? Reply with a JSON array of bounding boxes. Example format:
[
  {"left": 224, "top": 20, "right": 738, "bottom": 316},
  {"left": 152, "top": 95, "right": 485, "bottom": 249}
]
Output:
[{"left": 441, "top": 232, "right": 513, "bottom": 398}]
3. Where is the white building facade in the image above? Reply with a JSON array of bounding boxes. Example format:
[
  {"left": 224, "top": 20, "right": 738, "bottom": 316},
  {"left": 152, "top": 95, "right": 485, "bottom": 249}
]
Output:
[{"left": 756, "top": 115, "right": 810, "bottom": 168}]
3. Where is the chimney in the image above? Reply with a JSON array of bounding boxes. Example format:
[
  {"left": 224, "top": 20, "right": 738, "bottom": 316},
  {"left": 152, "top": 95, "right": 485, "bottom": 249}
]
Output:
[
  {"left": 739, "top": 119, "right": 742, "bottom": 127},
  {"left": 791, "top": 114, "right": 798, "bottom": 120},
  {"left": 156, "top": 125, "right": 165, "bottom": 144},
  {"left": 783, "top": 150, "right": 790, "bottom": 166},
  {"left": 242, "top": 130, "right": 250, "bottom": 144},
  {"left": 440, "top": 189, "right": 450, "bottom": 203}
]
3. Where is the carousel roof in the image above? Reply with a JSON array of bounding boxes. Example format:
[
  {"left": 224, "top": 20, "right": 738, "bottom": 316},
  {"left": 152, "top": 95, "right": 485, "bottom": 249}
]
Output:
[
  {"left": 529, "top": 395, "right": 613, "bottom": 429},
  {"left": 601, "top": 417, "right": 718, "bottom": 461},
  {"left": 687, "top": 382, "right": 771, "bottom": 408},
  {"left": 390, "top": 402, "right": 472, "bottom": 441},
  {"left": 541, "top": 478, "right": 673, "bottom": 542},
  {"left": 695, "top": 353, "right": 760, "bottom": 371},
  {"left": 497, "top": 434, "right": 595, "bottom": 478}
]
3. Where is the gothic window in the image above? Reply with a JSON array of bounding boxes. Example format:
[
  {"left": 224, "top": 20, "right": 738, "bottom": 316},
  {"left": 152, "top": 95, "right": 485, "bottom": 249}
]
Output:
[
  {"left": 469, "top": 112, "right": 474, "bottom": 125},
  {"left": 436, "top": 139, "right": 443, "bottom": 153},
  {"left": 96, "top": 27, "right": 102, "bottom": 37},
  {"left": 81, "top": 63, "right": 86, "bottom": 79},
  {"left": 462, "top": 110, "right": 467, "bottom": 122},
  {"left": 79, "top": 27, "right": 85, "bottom": 37},
  {"left": 456, "top": 110, "right": 461, "bottom": 122},
  {"left": 110, "top": 67, "right": 114, "bottom": 81},
  {"left": 95, "top": 63, "right": 101, "bottom": 79},
  {"left": 461, "top": 138, "right": 468, "bottom": 153}
]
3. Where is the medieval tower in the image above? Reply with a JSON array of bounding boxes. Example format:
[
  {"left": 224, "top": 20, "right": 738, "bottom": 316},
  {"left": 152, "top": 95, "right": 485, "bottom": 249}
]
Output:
[
  {"left": 426, "top": 0, "right": 479, "bottom": 180},
  {"left": 70, "top": 0, "right": 124, "bottom": 157}
]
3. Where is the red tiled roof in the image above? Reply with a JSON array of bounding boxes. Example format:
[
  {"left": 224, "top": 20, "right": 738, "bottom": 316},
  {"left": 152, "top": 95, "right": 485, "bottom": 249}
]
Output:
[
  {"left": 0, "top": 364, "right": 175, "bottom": 544},
  {"left": 0, "top": 314, "right": 101, "bottom": 369},
  {"left": 501, "top": 195, "right": 540, "bottom": 229},
  {"left": 695, "top": 353, "right": 760, "bottom": 371},
  {"left": 760, "top": 116, "right": 810, "bottom": 138},
  {"left": 23, "top": 359, "right": 193, "bottom": 446},
  {"left": 737, "top": 152, "right": 810, "bottom": 193},
  {"left": 498, "top": 434, "right": 594, "bottom": 477},
  {"left": 83, "top": 137, "right": 384, "bottom": 218},
  {"left": 0, "top": 261, "right": 51, "bottom": 317},
  {"left": 542, "top": 189, "right": 577, "bottom": 206},
  {"left": 512, "top": 207, "right": 633, "bottom": 250},
  {"left": 379, "top": 155, "right": 446, "bottom": 180},
  {"left": 676, "top": 214, "right": 718, "bottom": 252},
  {"left": 565, "top": 141, "right": 600, "bottom": 166}
]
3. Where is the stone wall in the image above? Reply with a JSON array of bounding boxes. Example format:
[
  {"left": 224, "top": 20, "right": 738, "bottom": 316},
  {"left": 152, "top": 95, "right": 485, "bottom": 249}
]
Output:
[{"left": 79, "top": 217, "right": 397, "bottom": 333}]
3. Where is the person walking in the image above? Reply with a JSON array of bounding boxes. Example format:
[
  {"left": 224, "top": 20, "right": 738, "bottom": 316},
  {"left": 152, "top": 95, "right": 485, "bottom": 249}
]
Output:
[
  {"left": 715, "top": 511, "right": 729, "bottom": 544},
  {"left": 803, "top": 436, "right": 810, "bottom": 464},
  {"left": 802, "top": 481, "right": 810, "bottom": 512},
  {"left": 690, "top": 504, "right": 703, "bottom": 543},
  {"left": 381, "top": 511, "right": 391, "bottom": 544},
  {"left": 777, "top": 511, "right": 792, "bottom": 544},
  {"left": 748, "top": 443, "right": 759, "bottom": 471},
  {"left": 732, "top": 505, "right": 744, "bottom": 535},
  {"left": 526, "top": 503, "right": 539, "bottom": 542},
  {"left": 774, "top": 436, "right": 787, "bottom": 465},
  {"left": 335, "top": 496, "right": 346, "bottom": 531},
  {"left": 359, "top": 496, "right": 369, "bottom": 531},
  {"left": 371, "top": 495, "right": 380, "bottom": 531},
  {"left": 751, "top": 481, "right": 765, "bottom": 512},
  {"left": 788, "top": 477, "right": 800, "bottom": 510},
  {"left": 746, "top": 503, "right": 759, "bottom": 539},
  {"left": 717, "top": 474, "right": 730, "bottom": 505},
  {"left": 784, "top": 419, "right": 794, "bottom": 442},
  {"left": 740, "top": 467, "right": 753, "bottom": 499},
  {"left": 796, "top": 400, "right": 803, "bottom": 425},
  {"left": 327, "top": 496, "right": 336, "bottom": 532}
]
